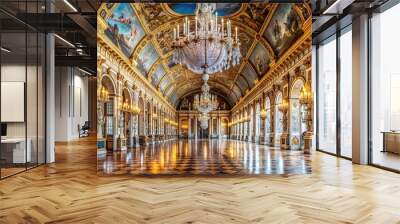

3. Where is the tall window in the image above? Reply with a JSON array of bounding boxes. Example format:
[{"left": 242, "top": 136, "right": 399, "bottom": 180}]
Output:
[
  {"left": 317, "top": 35, "right": 337, "bottom": 154},
  {"left": 0, "top": 1, "right": 46, "bottom": 179},
  {"left": 340, "top": 27, "right": 352, "bottom": 158},
  {"left": 275, "top": 92, "right": 283, "bottom": 146},
  {"left": 371, "top": 3, "right": 400, "bottom": 171}
]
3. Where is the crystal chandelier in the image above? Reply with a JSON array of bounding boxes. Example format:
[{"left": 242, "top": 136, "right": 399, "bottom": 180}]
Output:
[
  {"left": 199, "top": 113, "right": 210, "bottom": 130},
  {"left": 193, "top": 83, "right": 218, "bottom": 115},
  {"left": 172, "top": 3, "right": 241, "bottom": 75}
]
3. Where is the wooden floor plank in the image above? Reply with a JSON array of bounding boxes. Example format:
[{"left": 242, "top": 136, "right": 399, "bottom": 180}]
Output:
[{"left": 0, "top": 137, "right": 400, "bottom": 223}]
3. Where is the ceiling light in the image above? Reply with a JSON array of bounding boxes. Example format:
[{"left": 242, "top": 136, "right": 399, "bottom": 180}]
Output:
[
  {"left": 322, "top": 0, "right": 354, "bottom": 15},
  {"left": 63, "top": 0, "right": 78, "bottom": 12},
  {"left": 1, "top": 47, "right": 11, "bottom": 53},
  {"left": 54, "top": 34, "right": 75, "bottom": 48},
  {"left": 78, "top": 67, "right": 93, "bottom": 76}
]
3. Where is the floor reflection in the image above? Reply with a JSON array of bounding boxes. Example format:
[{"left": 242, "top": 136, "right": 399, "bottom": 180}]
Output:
[{"left": 97, "top": 140, "right": 312, "bottom": 176}]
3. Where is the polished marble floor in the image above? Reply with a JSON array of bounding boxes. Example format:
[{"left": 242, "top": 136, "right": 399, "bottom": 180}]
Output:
[{"left": 97, "top": 139, "right": 311, "bottom": 176}]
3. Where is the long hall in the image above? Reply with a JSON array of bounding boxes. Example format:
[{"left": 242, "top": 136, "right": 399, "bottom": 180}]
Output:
[{"left": 1, "top": 1, "right": 400, "bottom": 223}]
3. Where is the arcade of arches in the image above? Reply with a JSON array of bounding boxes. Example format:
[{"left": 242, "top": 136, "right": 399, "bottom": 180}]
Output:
[{"left": 96, "top": 3, "right": 312, "bottom": 155}]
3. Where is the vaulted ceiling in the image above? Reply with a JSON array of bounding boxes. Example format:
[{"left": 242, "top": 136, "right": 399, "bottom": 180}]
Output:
[{"left": 98, "top": 3, "right": 311, "bottom": 108}]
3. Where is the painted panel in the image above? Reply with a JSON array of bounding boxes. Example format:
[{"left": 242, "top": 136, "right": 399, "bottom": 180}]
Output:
[
  {"left": 151, "top": 64, "right": 166, "bottom": 86},
  {"left": 167, "top": 3, "right": 241, "bottom": 16},
  {"left": 263, "top": 4, "right": 302, "bottom": 56},
  {"left": 236, "top": 75, "right": 248, "bottom": 92},
  {"left": 232, "top": 85, "right": 242, "bottom": 99},
  {"left": 241, "top": 64, "right": 257, "bottom": 88},
  {"left": 249, "top": 43, "right": 270, "bottom": 75},
  {"left": 105, "top": 3, "right": 145, "bottom": 58},
  {"left": 136, "top": 43, "right": 159, "bottom": 76},
  {"left": 159, "top": 77, "right": 170, "bottom": 92}
]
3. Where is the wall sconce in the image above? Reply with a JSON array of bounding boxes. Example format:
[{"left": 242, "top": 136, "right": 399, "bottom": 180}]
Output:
[
  {"left": 130, "top": 104, "right": 140, "bottom": 115},
  {"left": 119, "top": 99, "right": 131, "bottom": 112},
  {"left": 299, "top": 83, "right": 312, "bottom": 106},
  {"left": 278, "top": 99, "right": 289, "bottom": 113},
  {"left": 98, "top": 85, "right": 109, "bottom": 103},
  {"left": 260, "top": 109, "right": 267, "bottom": 120}
]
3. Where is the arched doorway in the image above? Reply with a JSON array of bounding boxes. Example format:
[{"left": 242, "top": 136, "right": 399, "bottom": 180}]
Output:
[
  {"left": 138, "top": 97, "right": 144, "bottom": 136},
  {"left": 101, "top": 76, "right": 116, "bottom": 151},
  {"left": 264, "top": 97, "right": 271, "bottom": 145},
  {"left": 121, "top": 88, "right": 131, "bottom": 142},
  {"left": 275, "top": 91, "right": 283, "bottom": 147},
  {"left": 180, "top": 119, "right": 188, "bottom": 138},
  {"left": 290, "top": 79, "right": 306, "bottom": 150},
  {"left": 146, "top": 101, "right": 151, "bottom": 136},
  {"left": 248, "top": 107, "right": 253, "bottom": 141},
  {"left": 221, "top": 118, "right": 229, "bottom": 138},
  {"left": 255, "top": 102, "right": 261, "bottom": 143}
]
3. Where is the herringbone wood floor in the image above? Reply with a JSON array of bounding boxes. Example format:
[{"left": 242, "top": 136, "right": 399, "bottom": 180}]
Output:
[{"left": 1, "top": 137, "right": 400, "bottom": 224}]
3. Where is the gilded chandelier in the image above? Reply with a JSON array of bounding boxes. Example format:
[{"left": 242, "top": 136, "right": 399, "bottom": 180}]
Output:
[
  {"left": 171, "top": 3, "right": 241, "bottom": 74},
  {"left": 193, "top": 83, "right": 218, "bottom": 114}
]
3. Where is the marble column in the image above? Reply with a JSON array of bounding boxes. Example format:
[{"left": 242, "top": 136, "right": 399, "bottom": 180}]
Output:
[
  {"left": 188, "top": 117, "right": 192, "bottom": 139},
  {"left": 194, "top": 116, "right": 198, "bottom": 140}
]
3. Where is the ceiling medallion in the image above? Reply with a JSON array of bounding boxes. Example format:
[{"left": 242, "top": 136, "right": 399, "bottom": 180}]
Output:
[{"left": 171, "top": 3, "right": 241, "bottom": 75}]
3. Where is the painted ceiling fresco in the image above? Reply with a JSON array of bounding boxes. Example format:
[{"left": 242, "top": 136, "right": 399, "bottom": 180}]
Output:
[
  {"left": 98, "top": 3, "right": 311, "bottom": 107},
  {"left": 167, "top": 3, "right": 242, "bottom": 16},
  {"left": 104, "top": 3, "right": 145, "bottom": 58},
  {"left": 249, "top": 43, "right": 271, "bottom": 76},
  {"left": 136, "top": 42, "right": 159, "bottom": 76},
  {"left": 263, "top": 4, "right": 302, "bottom": 56}
]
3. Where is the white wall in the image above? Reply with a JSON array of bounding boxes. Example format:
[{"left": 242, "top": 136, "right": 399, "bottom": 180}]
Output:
[{"left": 55, "top": 67, "right": 89, "bottom": 141}]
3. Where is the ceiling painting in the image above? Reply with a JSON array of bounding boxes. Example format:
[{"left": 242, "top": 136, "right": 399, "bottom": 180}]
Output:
[
  {"left": 104, "top": 3, "right": 145, "bottom": 58},
  {"left": 241, "top": 64, "right": 258, "bottom": 89},
  {"left": 151, "top": 63, "right": 166, "bottom": 87},
  {"left": 249, "top": 43, "right": 271, "bottom": 76},
  {"left": 98, "top": 2, "right": 311, "bottom": 107},
  {"left": 167, "top": 3, "right": 242, "bottom": 16},
  {"left": 232, "top": 85, "right": 242, "bottom": 100},
  {"left": 263, "top": 4, "right": 302, "bottom": 56},
  {"left": 236, "top": 75, "right": 248, "bottom": 93},
  {"left": 235, "top": 3, "right": 271, "bottom": 31},
  {"left": 139, "top": 3, "right": 174, "bottom": 31},
  {"left": 136, "top": 42, "right": 159, "bottom": 76},
  {"left": 159, "top": 77, "right": 170, "bottom": 92}
]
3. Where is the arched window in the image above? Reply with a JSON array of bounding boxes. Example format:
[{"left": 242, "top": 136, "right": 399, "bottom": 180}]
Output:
[
  {"left": 275, "top": 91, "right": 283, "bottom": 146},
  {"left": 290, "top": 79, "right": 306, "bottom": 150},
  {"left": 265, "top": 97, "right": 271, "bottom": 142}
]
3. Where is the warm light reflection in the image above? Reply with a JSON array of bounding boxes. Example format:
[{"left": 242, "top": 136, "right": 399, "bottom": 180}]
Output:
[{"left": 97, "top": 140, "right": 311, "bottom": 175}]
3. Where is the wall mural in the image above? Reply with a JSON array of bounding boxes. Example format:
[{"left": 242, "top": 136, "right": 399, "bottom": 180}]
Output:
[
  {"left": 249, "top": 43, "right": 271, "bottom": 76},
  {"left": 263, "top": 4, "right": 302, "bottom": 56},
  {"left": 167, "top": 3, "right": 242, "bottom": 16},
  {"left": 241, "top": 64, "right": 258, "bottom": 88},
  {"left": 136, "top": 42, "right": 160, "bottom": 76},
  {"left": 151, "top": 64, "right": 166, "bottom": 87},
  {"left": 105, "top": 3, "right": 145, "bottom": 58}
]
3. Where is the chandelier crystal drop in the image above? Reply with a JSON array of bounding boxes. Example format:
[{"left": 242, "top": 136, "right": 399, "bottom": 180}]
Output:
[
  {"left": 172, "top": 3, "right": 241, "bottom": 75},
  {"left": 199, "top": 113, "right": 210, "bottom": 130},
  {"left": 193, "top": 83, "right": 218, "bottom": 115}
]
